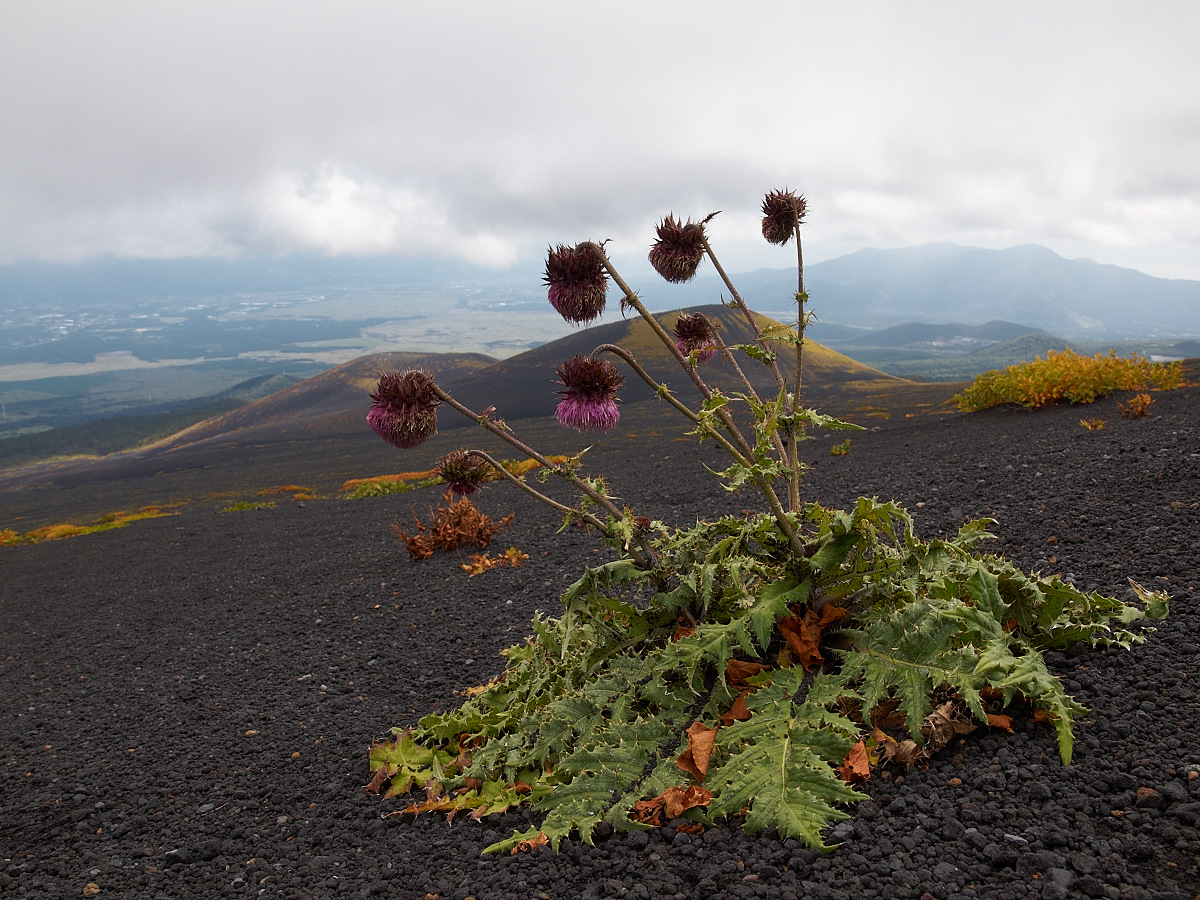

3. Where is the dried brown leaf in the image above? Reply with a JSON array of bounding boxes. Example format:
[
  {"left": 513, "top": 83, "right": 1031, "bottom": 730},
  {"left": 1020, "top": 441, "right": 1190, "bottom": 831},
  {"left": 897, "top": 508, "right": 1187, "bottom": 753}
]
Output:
[
  {"left": 510, "top": 832, "right": 548, "bottom": 854},
  {"left": 837, "top": 739, "right": 873, "bottom": 784},
  {"left": 676, "top": 721, "right": 718, "bottom": 782}
]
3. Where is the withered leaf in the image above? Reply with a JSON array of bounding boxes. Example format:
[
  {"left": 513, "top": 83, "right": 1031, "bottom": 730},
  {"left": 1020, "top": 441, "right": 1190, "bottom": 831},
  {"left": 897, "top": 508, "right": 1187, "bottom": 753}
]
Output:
[
  {"left": 777, "top": 616, "right": 820, "bottom": 669},
  {"left": 986, "top": 713, "right": 1014, "bottom": 733},
  {"left": 632, "top": 785, "right": 714, "bottom": 826},
  {"left": 719, "top": 691, "right": 752, "bottom": 727},
  {"left": 837, "top": 739, "right": 872, "bottom": 784},
  {"left": 725, "top": 659, "right": 769, "bottom": 688},
  {"left": 867, "top": 697, "right": 907, "bottom": 729},
  {"left": 676, "top": 721, "right": 718, "bottom": 782},
  {"left": 510, "top": 832, "right": 549, "bottom": 854},
  {"left": 778, "top": 605, "right": 848, "bottom": 670},
  {"left": 631, "top": 798, "right": 664, "bottom": 827},
  {"left": 660, "top": 785, "right": 714, "bottom": 818}
]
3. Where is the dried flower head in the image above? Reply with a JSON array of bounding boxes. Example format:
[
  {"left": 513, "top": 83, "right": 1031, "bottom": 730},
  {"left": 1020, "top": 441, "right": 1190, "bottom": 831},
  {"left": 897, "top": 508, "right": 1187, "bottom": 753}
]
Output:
[
  {"left": 435, "top": 449, "right": 492, "bottom": 496},
  {"left": 367, "top": 370, "right": 440, "bottom": 449},
  {"left": 673, "top": 312, "right": 719, "bottom": 364},
  {"left": 760, "top": 189, "right": 807, "bottom": 245},
  {"left": 555, "top": 356, "right": 624, "bottom": 433},
  {"left": 543, "top": 243, "right": 608, "bottom": 324},
  {"left": 648, "top": 215, "right": 707, "bottom": 283}
]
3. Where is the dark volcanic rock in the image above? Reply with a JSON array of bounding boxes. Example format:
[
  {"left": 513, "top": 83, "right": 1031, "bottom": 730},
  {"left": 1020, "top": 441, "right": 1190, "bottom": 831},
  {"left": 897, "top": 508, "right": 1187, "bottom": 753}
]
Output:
[{"left": 2, "top": 386, "right": 1198, "bottom": 897}]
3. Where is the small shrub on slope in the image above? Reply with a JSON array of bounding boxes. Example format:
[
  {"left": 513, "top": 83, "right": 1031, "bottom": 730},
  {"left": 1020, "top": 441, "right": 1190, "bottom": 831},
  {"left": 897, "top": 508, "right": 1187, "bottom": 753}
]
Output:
[
  {"left": 1118, "top": 392, "right": 1154, "bottom": 419},
  {"left": 954, "top": 347, "right": 1185, "bottom": 411},
  {"left": 393, "top": 492, "right": 514, "bottom": 560},
  {"left": 362, "top": 189, "right": 1170, "bottom": 854}
]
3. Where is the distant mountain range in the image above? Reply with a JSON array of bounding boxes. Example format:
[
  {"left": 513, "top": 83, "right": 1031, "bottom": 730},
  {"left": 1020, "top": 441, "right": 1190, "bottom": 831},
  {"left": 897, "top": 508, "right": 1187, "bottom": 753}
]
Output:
[
  {"left": 661, "top": 243, "right": 1200, "bottom": 340},
  {"left": 3, "top": 243, "right": 1197, "bottom": 441},
  {"left": 0, "top": 307, "right": 962, "bottom": 529}
]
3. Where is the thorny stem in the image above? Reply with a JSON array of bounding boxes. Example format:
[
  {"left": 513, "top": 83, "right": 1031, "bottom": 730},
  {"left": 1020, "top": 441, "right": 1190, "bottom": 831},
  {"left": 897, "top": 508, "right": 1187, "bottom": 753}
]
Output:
[
  {"left": 699, "top": 235, "right": 790, "bottom": 398},
  {"left": 582, "top": 242, "right": 754, "bottom": 460},
  {"left": 714, "top": 332, "right": 792, "bottom": 466},
  {"left": 590, "top": 343, "right": 751, "bottom": 467},
  {"left": 700, "top": 234, "right": 803, "bottom": 512},
  {"left": 789, "top": 222, "right": 807, "bottom": 513},
  {"left": 461, "top": 448, "right": 627, "bottom": 543},
  {"left": 583, "top": 241, "right": 805, "bottom": 559},
  {"left": 429, "top": 385, "right": 659, "bottom": 566}
]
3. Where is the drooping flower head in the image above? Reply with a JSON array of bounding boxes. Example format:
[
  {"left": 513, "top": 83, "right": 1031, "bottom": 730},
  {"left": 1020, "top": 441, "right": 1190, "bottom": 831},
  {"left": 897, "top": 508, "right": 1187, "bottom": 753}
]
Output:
[
  {"left": 761, "top": 189, "right": 807, "bottom": 246},
  {"left": 543, "top": 243, "right": 608, "bottom": 324},
  {"left": 367, "top": 370, "right": 440, "bottom": 449},
  {"left": 555, "top": 356, "right": 624, "bottom": 433},
  {"left": 673, "top": 312, "right": 719, "bottom": 364},
  {"left": 648, "top": 215, "right": 707, "bottom": 283},
  {"left": 435, "top": 448, "right": 492, "bottom": 496}
]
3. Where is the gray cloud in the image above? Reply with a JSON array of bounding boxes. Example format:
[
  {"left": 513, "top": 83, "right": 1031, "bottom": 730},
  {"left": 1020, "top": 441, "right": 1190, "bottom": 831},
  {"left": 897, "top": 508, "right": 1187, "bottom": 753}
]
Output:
[{"left": 2, "top": 1, "right": 1198, "bottom": 278}]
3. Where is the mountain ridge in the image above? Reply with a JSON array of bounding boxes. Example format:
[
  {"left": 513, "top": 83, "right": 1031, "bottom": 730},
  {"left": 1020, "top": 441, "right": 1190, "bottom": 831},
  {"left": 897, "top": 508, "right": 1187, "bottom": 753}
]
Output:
[
  {"left": 661, "top": 243, "right": 1200, "bottom": 339},
  {"left": 0, "top": 307, "right": 961, "bottom": 529}
]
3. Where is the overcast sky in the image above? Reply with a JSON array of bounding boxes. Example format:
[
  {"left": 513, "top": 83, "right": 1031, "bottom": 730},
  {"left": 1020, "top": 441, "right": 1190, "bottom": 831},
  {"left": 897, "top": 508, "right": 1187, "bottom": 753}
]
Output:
[{"left": 3, "top": 1, "right": 1198, "bottom": 280}]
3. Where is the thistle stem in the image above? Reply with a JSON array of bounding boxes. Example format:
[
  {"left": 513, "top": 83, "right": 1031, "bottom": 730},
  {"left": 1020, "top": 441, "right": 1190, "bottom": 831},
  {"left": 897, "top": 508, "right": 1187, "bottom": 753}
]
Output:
[
  {"left": 590, "top": 343, "right": 752, "bottom": 467},
  {"left": 702, "top": 233, "right": 802, "bottom": 511},
  {"left": 460, "top": 449, "right": 658, "bottom": 566},
  {"left": 463, "top": 450, "right": 608, "bottom": 531},
  {"left": 432, "top": 386, "right": 625, "bottom": 524},
  {"left": 699, "top": 235, "right": 790, "bottom": 398},
  {"left": 714, "top": 333, "right": 792, "bottom": 466},
  {"left": 584, "top": 241, "right": 802, "bottom": 557},
  {"left": 787, "top": 223, "right": 808, "bottom": 512},
  {"left": 583, "top": 242, "right": 755, "bottom": 460}
]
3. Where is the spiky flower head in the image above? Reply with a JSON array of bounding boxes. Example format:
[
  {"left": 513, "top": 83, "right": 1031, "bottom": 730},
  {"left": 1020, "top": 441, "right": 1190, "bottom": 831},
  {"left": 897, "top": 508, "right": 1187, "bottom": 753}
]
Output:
[
  {"left": 761, "top": 189, "right": 807, "bottom": 246},
  {"left": 435, "top": 449, "right": 492, "bottom": 496},
  {"left": 367, "top": 370, "right": 440, "bottom": 449},
  {"left": 543, "top": 242, "right": 608, "bottom": 325},
  {"left": 648, "top": 215, "right": 707, "bottom": 283},
  {"left": 555, "top": 356, "right": 624, "bottom": 433},
  {"left": 673, "top": 312, "right": 719, "bottom": 364}
]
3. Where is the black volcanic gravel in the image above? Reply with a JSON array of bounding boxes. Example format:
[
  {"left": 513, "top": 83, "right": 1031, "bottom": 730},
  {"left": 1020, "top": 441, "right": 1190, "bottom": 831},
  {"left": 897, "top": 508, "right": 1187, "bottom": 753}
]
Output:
[{"left": 2, "top": 388, "right": 1199, "bottom": 899}]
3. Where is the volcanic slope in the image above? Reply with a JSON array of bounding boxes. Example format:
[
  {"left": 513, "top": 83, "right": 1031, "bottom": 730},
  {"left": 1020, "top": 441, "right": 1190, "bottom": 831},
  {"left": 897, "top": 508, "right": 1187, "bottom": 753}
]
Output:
[
  {"left": 447, "top": 304, "right": 958, "bottom": 422},
  {"left": 0, "top": 308, "right": 959, "bottom": 529}
]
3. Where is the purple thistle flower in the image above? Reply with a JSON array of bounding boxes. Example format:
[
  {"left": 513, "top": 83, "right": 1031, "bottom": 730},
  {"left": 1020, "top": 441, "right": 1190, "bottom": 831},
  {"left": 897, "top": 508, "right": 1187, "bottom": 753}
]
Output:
[
  {"left": 673, "top": 312, "right": 719, "bottom": 364},
  {"left": 761, "top": 189, "right": 807, "bottom": 246},
  {"left": 367, "top": 370, "right": 440, "bottom": 449},
  {"left": 555, "top": 356, "right": 624, "bottom": 433},
  {"left": 543, "top": 243, "right": 608, "bottom": 325},
  {"left": 648, "top": 215, "right": 706, "bottom": 283},
  {"left": 435, "top": 449, "right": 492, "bottom": 496}
]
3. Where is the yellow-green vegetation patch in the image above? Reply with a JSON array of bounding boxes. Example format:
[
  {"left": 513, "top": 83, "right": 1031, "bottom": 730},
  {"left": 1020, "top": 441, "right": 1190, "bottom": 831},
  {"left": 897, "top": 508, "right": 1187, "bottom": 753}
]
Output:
[
  {"left": 220, "top": 500, "right": 277, "bottom": 512},
  {"left": 1, "top": 506, "right": 179, "bottom": 545},
  {"left": 955, "top": 348, "right": 1188, "bottom": 411},
  {"left": 258, "top": 484, "right": 319, "bottom": 500},
  {"left": 343, "top": 456, "right": 571, "bottom": 500}
]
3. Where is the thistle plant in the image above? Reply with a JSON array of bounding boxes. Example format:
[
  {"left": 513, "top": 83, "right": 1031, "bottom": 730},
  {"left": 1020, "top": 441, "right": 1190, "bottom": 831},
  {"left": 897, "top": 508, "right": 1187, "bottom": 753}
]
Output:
[{"left": 366, "top": 189, "right": 1169, "bottom": 854}]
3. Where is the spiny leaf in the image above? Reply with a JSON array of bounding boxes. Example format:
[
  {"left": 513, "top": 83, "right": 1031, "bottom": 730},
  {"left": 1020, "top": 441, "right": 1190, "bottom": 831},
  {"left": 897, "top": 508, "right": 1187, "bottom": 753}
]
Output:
[
  {"left": 838, "top": 599, "right": 985, "bottom": 740},
  {"left": 706, "top": 673, "right": 866, "bottom": 849}
]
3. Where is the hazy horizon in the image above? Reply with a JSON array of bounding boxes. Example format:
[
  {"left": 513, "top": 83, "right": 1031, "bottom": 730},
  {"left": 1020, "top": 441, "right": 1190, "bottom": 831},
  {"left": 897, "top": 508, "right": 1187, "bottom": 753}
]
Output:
[{"left": 3, "top": 3, "right": 1199, "bottom": 282}]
